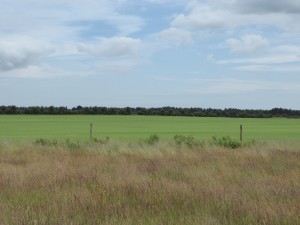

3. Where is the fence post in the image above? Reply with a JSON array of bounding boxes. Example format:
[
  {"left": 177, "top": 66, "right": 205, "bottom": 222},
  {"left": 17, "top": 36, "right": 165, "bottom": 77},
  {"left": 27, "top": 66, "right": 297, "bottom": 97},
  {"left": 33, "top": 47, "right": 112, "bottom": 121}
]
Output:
[
  {"left": 90, "top": 122, "right": 93, "bottom": 142},
  {"left": 240, "top": 124, "right": 243, "bottom": 143}
]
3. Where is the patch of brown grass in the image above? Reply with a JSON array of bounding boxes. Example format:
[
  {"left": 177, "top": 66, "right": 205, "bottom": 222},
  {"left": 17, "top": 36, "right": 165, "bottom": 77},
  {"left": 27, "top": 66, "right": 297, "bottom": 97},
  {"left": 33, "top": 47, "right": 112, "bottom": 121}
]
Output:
[{"left": 0, "top": 142, "right": 299, "bottom": 224}]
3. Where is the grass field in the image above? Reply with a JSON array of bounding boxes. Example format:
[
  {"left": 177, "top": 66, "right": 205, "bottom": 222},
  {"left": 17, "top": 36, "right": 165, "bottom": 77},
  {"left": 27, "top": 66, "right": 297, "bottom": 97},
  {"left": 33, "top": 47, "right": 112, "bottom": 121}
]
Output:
[
  {"left": 0, "top": 115, "right": 300, "bottom": 141},
  {"left": 0, "top": 115, "right": 300, "bottom": 224}
]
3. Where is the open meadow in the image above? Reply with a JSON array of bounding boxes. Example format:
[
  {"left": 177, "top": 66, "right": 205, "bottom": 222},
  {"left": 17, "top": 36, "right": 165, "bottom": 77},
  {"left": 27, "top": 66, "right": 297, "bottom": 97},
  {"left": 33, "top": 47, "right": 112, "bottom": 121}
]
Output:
[
  {"left": 1, "top": 115, "right": 300, "bottom": 141},
  {"left": 0, "top": 115, "right": 299, "bottom": 224}
]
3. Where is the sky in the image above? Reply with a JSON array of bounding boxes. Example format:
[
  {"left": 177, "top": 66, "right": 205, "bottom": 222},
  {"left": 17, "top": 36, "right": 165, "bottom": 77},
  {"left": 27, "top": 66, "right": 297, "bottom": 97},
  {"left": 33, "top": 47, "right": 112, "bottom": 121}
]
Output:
[{"left": 0, "top": 0, "right": 300, "bottom": 109}]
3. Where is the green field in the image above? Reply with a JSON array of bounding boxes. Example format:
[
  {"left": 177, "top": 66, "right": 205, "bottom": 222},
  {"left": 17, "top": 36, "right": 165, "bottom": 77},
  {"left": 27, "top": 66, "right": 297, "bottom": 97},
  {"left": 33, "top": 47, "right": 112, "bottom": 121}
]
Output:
[
  {"left": 1, "top": 115, "right": 300, "bottom": 224},
  {"left": 0, "top": 115, "right": 299, "bottom": 141}
]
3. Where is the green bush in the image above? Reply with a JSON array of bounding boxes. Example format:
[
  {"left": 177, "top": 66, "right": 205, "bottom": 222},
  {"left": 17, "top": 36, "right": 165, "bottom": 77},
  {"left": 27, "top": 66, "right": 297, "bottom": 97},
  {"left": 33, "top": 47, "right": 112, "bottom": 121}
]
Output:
[
  {"left": 174, "top": 135, "right": 204, "bottom": 148},
  {"left": 35, "top": 138, "right": 58, "bottom": 146},
  {"left": 143, "top": 134, "right": 160, "bottom": 145},
  {"left": 92, "top": 137, "right": 110, "bottom": 144},
  {"left": 65, "top": 138, "right": 83, "bottom": 151},
  {"left": 211, "top": 136, "right": 242, "bottom": 149}
]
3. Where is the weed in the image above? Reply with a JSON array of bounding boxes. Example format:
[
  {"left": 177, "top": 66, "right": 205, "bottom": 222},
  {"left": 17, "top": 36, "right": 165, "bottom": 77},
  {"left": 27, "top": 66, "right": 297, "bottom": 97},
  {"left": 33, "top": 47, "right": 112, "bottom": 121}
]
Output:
[
  {"left": 211, "top": 136, "right": 257, "bottom": 149},
  {"left": 65, "top": 138, "right": 83, "bottom": 151},
  {"left": 92, "top": 136, "right": 110, "bottom": 144},
  {"left": 143, "top": 134, "right": 160, "bottom": 145},
  {"left": 35, "top": 138, "right": 58, "bottom": 146},
  {"left": 174, "top": 135, "right": 204, "bottom": 148},
  {"left": 212, "top": 136, "right": 242, "bottom": 149}
]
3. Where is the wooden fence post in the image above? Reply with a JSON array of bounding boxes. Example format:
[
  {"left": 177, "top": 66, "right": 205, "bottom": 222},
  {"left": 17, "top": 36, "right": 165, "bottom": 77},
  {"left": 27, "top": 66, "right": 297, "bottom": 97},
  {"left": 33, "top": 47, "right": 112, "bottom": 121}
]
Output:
[
  {"left": 240, "top": 124, "right": 243, "bottom": 143},
  {"left": 90, "top": 123, "right": 93, "bottom": 142}
]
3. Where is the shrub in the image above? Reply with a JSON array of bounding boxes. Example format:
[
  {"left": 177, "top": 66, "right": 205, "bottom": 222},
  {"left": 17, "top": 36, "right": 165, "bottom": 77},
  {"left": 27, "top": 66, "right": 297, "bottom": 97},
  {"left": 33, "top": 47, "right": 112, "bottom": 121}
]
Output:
[
  {"left": 173, "top": 135, "right": 204, "bottom": 149},
  {"left": 143, "top": 134, "right": 160, "bottom": 145},
  {"left": 35, "top": 138, "right": 58, "bottom": 146},
  {"left": 65, "top": 138, "right": 83, "bottom": 151},
  {"left": 211, "top": 136, "right": 242, "bottom": 149},
  {"left": 92, "top": 137, "right": 110, "bottom": 144}
]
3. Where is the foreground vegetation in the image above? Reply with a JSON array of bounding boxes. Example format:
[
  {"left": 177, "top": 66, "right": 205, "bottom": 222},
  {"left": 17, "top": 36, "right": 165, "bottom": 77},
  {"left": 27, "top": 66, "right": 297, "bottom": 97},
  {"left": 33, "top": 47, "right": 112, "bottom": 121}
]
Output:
[{"left": 0, "top": 139, "right": 299, "bottom": 225}]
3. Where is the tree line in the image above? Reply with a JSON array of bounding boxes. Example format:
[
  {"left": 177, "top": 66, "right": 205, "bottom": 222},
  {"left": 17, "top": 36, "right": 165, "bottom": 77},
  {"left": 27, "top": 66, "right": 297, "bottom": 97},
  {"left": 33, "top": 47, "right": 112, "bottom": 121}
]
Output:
[{"left": 0, "top": 105, "right": 299, "bottom": 118}]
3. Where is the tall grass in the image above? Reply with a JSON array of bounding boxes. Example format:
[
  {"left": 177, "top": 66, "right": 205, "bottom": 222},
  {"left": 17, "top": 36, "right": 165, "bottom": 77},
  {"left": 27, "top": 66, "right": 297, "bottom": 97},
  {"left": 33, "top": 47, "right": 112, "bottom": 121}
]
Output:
[{"left": 0, "top": 139, "right": 299, "bottom": 225}]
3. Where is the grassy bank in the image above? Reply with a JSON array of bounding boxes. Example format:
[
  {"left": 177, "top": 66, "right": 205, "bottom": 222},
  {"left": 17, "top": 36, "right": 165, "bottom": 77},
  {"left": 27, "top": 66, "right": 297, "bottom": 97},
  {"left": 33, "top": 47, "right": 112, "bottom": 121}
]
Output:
[{"left": 0, "top": 140, "right": 299, "bottom": 225}]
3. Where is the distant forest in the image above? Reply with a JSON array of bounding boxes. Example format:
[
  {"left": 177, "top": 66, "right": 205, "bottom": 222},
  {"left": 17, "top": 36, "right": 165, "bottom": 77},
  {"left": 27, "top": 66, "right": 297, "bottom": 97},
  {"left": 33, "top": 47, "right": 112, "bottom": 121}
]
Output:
[{"left": 1, "top": 106, "right": 300, "bottom": 118}]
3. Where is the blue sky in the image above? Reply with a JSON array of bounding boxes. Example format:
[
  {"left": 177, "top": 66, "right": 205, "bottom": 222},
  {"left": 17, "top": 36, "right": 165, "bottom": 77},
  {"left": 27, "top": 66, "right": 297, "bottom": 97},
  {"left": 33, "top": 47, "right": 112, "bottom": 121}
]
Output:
[{"left": 0, "top": 0, "right": 300, "bottom": 109}]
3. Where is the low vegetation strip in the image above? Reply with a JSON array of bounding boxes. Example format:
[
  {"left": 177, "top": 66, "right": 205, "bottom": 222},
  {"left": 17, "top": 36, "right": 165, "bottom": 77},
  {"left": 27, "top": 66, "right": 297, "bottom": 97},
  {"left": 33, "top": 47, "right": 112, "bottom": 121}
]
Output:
[
  {"left": 0, "top": 141, "right": 299, "bottom": 225},
  {"left": 1, "top": 105, "right": 300, "bottom": 118}
]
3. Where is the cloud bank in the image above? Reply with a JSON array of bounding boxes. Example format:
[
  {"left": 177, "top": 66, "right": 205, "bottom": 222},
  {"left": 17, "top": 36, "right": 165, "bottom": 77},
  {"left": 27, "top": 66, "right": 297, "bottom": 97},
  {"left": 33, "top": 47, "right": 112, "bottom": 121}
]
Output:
[
  {"left": 0, "top": 0, "right": 299, "bottom": 109},
  {"left": 0, "top": 37, "right": 52, "bottom": 71}
]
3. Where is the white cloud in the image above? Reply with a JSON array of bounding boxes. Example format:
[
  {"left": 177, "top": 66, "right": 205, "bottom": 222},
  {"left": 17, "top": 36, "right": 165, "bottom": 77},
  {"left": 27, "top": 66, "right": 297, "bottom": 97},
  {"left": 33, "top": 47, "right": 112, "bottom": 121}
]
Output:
[
  {"left": 0, "top": 64, "right": 92, "bottom": 79},
  {"left": 77, "top": 36, "right": 141, "bottom": 57},
  {"left": 159, "top": 28, "right": 192, "bottom": 45},
  {"left": 171, "top": 0, "right": 300, "bottom": 32},
  {"left": 95, "top": 59, "right": 141, "bottom": 74},
  {"left": 226, "top": 34, "right": 269, "bottom": 54},
  {"left": 1, "top": 0, "right": 299, "bottom": 84},
  {"left": 172, "top": 4, "right": 230, "bottom": 30},
  {"left": 271, "top": 45, "right": 300, "bottom": 54},
  {"left": 0, "top": 37, "right": 53, "bottom": 71},
  {"left": 186, "top": 78, "right": 300, "bottom": 94},
  {"left": 235, "top": 65, "right": 300, "bottom": 73},
  {"left": 0, "top": 0, "right": 144, "bottom": 36},
  {"left": 144, "top": 0, "right": 186, "bottom": 5},
  {"left": 219, "top": 54, "right": 300, "bottom": 65},
  {"left": 218, "top": 43, "right": 300, "bottom": 73},
  {"left": 233, "top": 0, "right": 300, "bottom": 14},
  {"left": 145, "top": 0, "right": 172, "bottom": 4},
  {"left": 0, "top": 65, "right": 50, "bottom": 79},
  {"left": 187, "top": 78, "right": 263, "bottom": 94},
  {"left": 0, "top": 0, "right": 146, "bottom": 77}
]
